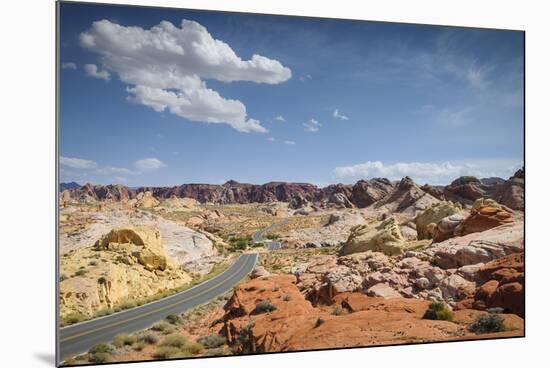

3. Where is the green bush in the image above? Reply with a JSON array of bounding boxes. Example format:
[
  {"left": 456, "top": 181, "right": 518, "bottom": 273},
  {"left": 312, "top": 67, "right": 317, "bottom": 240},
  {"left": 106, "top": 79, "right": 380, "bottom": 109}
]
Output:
[
  {"left": 63, "top": 312, "right": 86, "bottom": 325},
  {"left": 74, "top": 269, "right": 88, "bottom": 277},
  {"left": 282, "top": 294, "right": 292, "bottom": 302},
  {"left": 88, "top": 343, "right": 114, "bottom": 354},
  {"left": 165, "top": 314, "right": 182, "bottom": 325},
  {"left": 113, "top": 333, "right": 137, "bottom": 348},
  {"left": 469, "top": 313, "right": 505, "bottom": 334},
  {"left": 154, "top": 346, "right": 182, "bottom": 359},
  {"left": 202, "top": 347, "right": 232, "bottom": 357},
  {"left": 254, "top": 300, "right": 277, "bottom": 314},
  {"left": 423, "top": 301, "right": 454, "bottom": 321},
  {"left": 95, "top": 308, "right": 113, "bottom": 317},
  {"left": 138, "top": 332, "right": 159, "bottom": 345},
  {"left": 89, "top": 260, "right": 98, "bottom": 266},
  {"left": 133, "top": 341, "right": 146, "bottom": 351},
  {"left": 197, "top": 334, "right": 226, "bottom": 349},
  {"left": 181, "top": 341, "right": 203, "bottom": 355},
  {"left": 161, "top": 334, "right": 188, "bottom": 349},
  {"left": 88, "top": 352, "right": 111, "bottom": 363},
  {"left": 59, "top": 274, "right": 68, "bottom": 282},
  {"left": 152, "top": 321, "right": 176, "bottom": 334},
  {"left": 120, "top": 300, "right": 137, "bottom": 310}
]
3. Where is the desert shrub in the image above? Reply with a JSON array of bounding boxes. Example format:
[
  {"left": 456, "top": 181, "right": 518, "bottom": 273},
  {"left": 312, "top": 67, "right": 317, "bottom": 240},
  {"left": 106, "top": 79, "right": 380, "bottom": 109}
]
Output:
[
  {"left": 234, "top": 319, "right": 255, "bottom": 352},
  {"left": 120, "top": 300, "right": 137, "bottom": 310},
  {"left": 423, "top": 301, "right": 454, "bottom": 321},
  {"left": 254, "top": 300, "right": 277, "bottom": 314},
  {"left": 113, "top": 333, "right": 137, "bottom": 348},
  {"left": 202, "top": 347, "right": 232, "bottom": 357},
  {"left": 74, "top": 269, "right": 88, "bottom": 277},
  {"left": 282, "top": 294, "right": 292, "bottom": 302},
  {"left": 88, "top": 343, "right": 114, "bottom": 354},
  {"left": 181, "top": 341, "right": 203, "bottom": 355},
  {"left": 59, "top": 274, "right": 68, "bottom": 282},
  {"left": 138, "top": 332, "right": 159, "bottom": 345},
  {"left": 63, "top": 312, "right": 86, "bottom": 325},
  {"left": 88, "top": 352, "right": 111, "bottom": 363},
  {"left": 161, "top": 334, "right": 188, "bottom": 349},
  {"left": 154, "top": 346, "right": 182, "bottom": 359},
  {"left": 97, "top": 276, "right": 107, "bottom": 284},
  {"left": 152, "top": 321, "right": 175, "bottom": 334},
  {"left": 165, "top": 314, "right": 182, "bottom": 325},
  {"left": 314, "top": 317, "right": 325, "bottom": 328},
  {"left": 133, "top": 341, "right": 146, "bottom": 351},
  {"left": 332, "top": 306, "right": 346, "bottom": 316},
  {"left": 272, "top": 286, "right": 280, "bottom": 292},
  {"left": 197, "top": 334, "right": 226, "bottom": 349},
  {"left": 95, "top": 308, "right": 113, "bottom": 317},
  {"left": 88, "top": 260, "right": 98, "bottom": 266},
  {"left": 469, "top": 313, "right": 505, "bottom": 334}
]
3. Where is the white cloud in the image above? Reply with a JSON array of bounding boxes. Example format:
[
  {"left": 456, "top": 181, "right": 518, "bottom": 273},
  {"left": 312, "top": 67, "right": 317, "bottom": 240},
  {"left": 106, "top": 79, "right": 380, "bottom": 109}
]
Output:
[
  {"left": 303, "top": 118, "right": 321, "bottom": 132},
  {"left": 267, "top": 137, "right": 276, "bottom": 142},
  {"left": 60, "top": 156, "right": 98, "bottom": 169},
  {"left": 274, "top": 115, "right": 286, "bottom": 122},
  {"left": 134, "top": 158, "right": 166, "bottom": 171},
  {"left": 333, "top": 109, "right": 349, "bottom": 120},
  {"left": 95, "top": 166, "right": 135, "bottom": 175},
  {"left": 334, "top": 159, "right": 523, "bottom": 185},
  {"left": 284, "top": 140, "right": 296, "bottom": 145},
  {"left": 299, "top": 74, "right": 312, "bottom": 82},
  {"left": 62, "top": 62, "right": 77, "bottom": 70},
  {"left": 80, "top": 19, "right": 292, "bottom": 133},
  {"left": 84, "top": 63, "right": 111, "bottom": 81}
]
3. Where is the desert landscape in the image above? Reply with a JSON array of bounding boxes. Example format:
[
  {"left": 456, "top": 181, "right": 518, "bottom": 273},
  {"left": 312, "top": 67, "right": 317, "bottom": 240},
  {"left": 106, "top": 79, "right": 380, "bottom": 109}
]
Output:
[{"left": 58, "top": 168, "right": 524, "bottom": 364}]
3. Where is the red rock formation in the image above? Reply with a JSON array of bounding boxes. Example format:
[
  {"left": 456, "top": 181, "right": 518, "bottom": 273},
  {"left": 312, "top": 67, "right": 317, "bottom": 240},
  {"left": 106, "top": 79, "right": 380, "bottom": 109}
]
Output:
[{"left": 455, "top": 204, "right": 515, "bottom": 236}]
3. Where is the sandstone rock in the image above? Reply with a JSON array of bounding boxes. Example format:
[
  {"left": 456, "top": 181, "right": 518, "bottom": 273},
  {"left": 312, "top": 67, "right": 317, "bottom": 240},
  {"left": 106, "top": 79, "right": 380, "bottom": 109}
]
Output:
[
  {"left": 366, "top": 283, "right": 402, "bottom": 298},
  {"left": 351, "top": 178, "right": 394, "bottom": 207},
  {"left": 328, "top": 192, "right": 354, "bottom": 208},
  {"left": 375, "top": 177, "right": 440, "bottom": 217},
  {"left": 251, "top": 266, "right": 271, "bottom": 279},
  {"left": 455, "top": 199, "right": 514, "bottom": 236},
  {"left": 340, "top": 217, "right": 430, "bottom": 256},
  {"left": 135, "top": 191, "right": 160, "bottom": 208},
  {"left": 414, "top": 201, "right": 462, "bottom": 239},
  {"left": 433, "top": 214, "right": 465, "bottom": 242},
  {"left": 424, "top": 222, "right": 523, "bottom": 269},
  {"left": 289, "top": 194, "right": 309, "bottom": 209},
  {"left": 443, "top": 176, "right": 488, "bottom": 204},
  {"left": 492, "top": 169, "right": 525, "bottom": 211},
  {"left": 439, "top": 274, "right": 475, "bottom": 301}
]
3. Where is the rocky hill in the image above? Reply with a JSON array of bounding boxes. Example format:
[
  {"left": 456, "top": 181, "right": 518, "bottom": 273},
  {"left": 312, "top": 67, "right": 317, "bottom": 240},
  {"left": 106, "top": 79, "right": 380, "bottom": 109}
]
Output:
[
  {"left": 59, "top": 181, "right": 81, "bottom": 192},
  {"left": 60, "top": 168, "right": 524, "bottom": 210}
]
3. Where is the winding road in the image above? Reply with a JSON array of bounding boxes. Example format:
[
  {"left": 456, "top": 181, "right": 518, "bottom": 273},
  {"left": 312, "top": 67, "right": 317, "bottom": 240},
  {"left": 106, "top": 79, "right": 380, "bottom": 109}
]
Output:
[
  {"left": 58, "top": 253, "right": 258, "bottom": 361},
  {"left": 58, "top": 219, "right": 289, "bottom": 362}
]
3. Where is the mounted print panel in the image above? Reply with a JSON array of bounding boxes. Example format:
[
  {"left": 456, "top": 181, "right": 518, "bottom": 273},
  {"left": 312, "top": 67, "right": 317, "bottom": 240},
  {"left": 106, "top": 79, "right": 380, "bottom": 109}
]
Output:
[{"left": 56, "top": 1, "right": 525, "bottom": 366}]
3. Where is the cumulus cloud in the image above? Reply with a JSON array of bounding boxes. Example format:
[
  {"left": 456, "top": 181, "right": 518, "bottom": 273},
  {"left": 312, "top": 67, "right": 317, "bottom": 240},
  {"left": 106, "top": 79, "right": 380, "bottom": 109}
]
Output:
[
  {"left": 60, "top": 156, "right": 98, "bottom": 169},
  {"left": 62, "top": 62, "right": 77, "bottom": 70},
  {"left": 303, "top": 118, "right": 321, "bottom": 132},
  {"left": 267, "top": 137, "right": 276, "bottom": 142},
  {"left": 284, "top": 140, "right": 296, "bottom": 145},
  {"left": 134, "top": 158, "right": 166, "bottom": 171},
  {"left": 84, "top": 63, "right": 111, "bottom": 81},
  {"left": 80, "top": 19, "right": 291, "bottom": 133},
  {"left": 333, "top": 109, "right": 349, "bottom": 120},
  {"left": 274, "top": 115, "right": 286, "bottom": 122},
  {"left": 95, "top": 167, "right": 136, "bottom": 175},
  {"left": 334, "top": 159, "right": 523, "bottom": 185}
]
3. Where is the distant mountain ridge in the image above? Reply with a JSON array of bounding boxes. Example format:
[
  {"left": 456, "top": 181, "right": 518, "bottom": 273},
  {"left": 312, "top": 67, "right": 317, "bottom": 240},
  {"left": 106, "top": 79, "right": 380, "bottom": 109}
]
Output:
[
  {"left": 59, "top": 182, "right": 81, "bottom": 192},
  {"left": 60, "top": 168, "right": 524, "bottom": 211}
]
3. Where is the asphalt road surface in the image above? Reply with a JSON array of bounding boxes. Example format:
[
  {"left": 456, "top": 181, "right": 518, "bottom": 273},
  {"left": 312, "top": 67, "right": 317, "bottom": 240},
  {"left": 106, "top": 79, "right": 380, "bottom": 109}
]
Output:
[
  {"left": 58, "top": 253, "right": 258, "bottom": 361},
  {"left": 252, "top": 219, "right": 288, "bottom": 251}
]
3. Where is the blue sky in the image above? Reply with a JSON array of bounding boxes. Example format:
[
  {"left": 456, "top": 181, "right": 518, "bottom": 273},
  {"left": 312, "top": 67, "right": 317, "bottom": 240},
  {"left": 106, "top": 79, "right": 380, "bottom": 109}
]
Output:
[{"left": 59, "top": 2, "right": 524, "bottom": 186}]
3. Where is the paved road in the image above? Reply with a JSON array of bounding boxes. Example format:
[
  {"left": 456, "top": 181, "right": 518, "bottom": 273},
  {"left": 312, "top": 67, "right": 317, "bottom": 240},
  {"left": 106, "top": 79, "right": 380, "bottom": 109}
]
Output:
[
  {"left": 252, "top": 219, "right": 288, "bottom": 251},
  {"left": 59, "top": 253, "right": 258, "bottom": 361}
]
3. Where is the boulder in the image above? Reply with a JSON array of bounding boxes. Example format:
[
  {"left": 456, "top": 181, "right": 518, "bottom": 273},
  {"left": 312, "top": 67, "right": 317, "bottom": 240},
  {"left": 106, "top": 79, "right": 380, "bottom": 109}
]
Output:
[
  {"left": 366, "top": 283, "right": 401, "bottom": 299},
  {"left": 340, "top": 217, "right": 430, "bottom": 256},
  {"left": 433, "top": 214, "right": 465, "bottom": 242},
  {"left": 135, "top": 191, "right": 160, "bottom": 208},
  {"left": 95, "top": 227, "right": 167, "bottom": 271},
  {"left": 328, "top": 192, "right": 354, "bottom": 208},
  {"left": 455, "top": 199, "right": 514, "bottom": 236},
  {"left": 251, "top": 266, "right": 271, "bottom": 279},
  {"left": 414, "top": 201, "right": 462, "bottom": 240}
]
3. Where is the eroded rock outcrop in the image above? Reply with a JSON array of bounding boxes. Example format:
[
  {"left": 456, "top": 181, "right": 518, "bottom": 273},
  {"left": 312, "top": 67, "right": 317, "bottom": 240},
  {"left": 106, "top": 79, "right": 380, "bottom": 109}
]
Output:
[
  {"left": 414, "top": 201, "right": 462, "bottom": 240},
  {"left": 340, "top": 217, "right": 429, "bottom": 256},
  {"left": 60, "top": 227, "right": 191, "bottom": 319}
]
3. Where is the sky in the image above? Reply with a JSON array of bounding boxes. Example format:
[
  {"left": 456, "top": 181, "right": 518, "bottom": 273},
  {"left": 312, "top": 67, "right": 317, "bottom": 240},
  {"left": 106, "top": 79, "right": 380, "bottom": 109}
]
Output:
[{"left": 59, "top": 2, "right": 524, "bottom": 187}]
